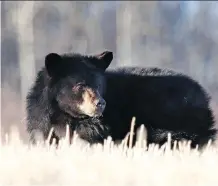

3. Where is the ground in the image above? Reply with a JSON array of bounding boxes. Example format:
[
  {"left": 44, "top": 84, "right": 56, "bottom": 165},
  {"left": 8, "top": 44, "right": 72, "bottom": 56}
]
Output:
[{"left": 1, "top": 127, "right": 218, "bottom": 186}]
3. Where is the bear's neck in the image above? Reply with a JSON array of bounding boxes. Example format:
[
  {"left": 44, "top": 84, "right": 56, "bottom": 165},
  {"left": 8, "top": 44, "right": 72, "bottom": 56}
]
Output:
[{"left": 50, "top": 108, "right": 101, "bottom": 126}]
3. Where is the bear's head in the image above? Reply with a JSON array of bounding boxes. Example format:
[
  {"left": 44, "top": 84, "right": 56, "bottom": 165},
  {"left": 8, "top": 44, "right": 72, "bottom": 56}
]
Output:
[{"left": 45, "top": 51, "right": 113, "bottom": 118}]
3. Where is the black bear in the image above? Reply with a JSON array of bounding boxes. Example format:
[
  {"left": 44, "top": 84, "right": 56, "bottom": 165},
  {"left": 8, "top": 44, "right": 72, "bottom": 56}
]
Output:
[
  {"left": 26, "top": 50, "right": 217, "bottom": 149},
  {"left": 26, "top": 51, "right": 113, "bottom": 145},
  {"left": 103, "top": 67, "right": 217, "bottom": 148}
]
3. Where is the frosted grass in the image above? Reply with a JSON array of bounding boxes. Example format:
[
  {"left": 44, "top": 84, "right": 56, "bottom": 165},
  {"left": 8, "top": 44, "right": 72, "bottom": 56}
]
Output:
[{"left": 1, "top": 123, "right": 218, "bottom": 186}]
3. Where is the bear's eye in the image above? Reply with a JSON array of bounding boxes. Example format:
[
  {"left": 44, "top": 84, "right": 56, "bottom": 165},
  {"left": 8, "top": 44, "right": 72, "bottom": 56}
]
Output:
[
  {"left": 77, "top": 82, "right": 85, "bottom": 86},
  {"left": 72, "top": 82, "right": 85, "bottom": 91}
]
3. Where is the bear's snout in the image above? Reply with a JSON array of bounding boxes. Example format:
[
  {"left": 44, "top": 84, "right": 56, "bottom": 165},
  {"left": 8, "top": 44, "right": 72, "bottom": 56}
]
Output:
[{"left": 78, "top": 88, "right": 106, "bottom": 117}]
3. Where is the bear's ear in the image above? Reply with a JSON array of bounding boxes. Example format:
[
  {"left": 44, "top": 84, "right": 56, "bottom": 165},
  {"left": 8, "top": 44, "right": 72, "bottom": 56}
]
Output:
[
  {"left": 45, "top": 53, "right": 62, "bottom": 77},
  {"left": 94, "top": 51, "right": 113, "bottom": 70}
]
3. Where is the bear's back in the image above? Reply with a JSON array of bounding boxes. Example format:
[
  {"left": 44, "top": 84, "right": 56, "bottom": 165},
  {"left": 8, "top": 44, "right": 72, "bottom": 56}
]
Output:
[{"left": 103, "top": 66, "right": 216, "bottom": 148}]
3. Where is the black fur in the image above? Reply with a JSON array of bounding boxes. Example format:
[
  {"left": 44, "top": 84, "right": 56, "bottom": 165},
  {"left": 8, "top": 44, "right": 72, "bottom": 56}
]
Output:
[
  {"left": 103, "top": 67, "right": 217, "bottom": 148},
  {"left": 26, "top": 51, "right": 112, "bottom": 145},
  {"left": 26, "top": 51, "right": 217, "bottom": 149}
]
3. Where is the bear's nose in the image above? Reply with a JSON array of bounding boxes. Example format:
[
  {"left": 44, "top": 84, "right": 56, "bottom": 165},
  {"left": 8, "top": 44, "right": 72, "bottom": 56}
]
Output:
[{"left": 96, "top": 98, "right": 106, "bottom": 109}]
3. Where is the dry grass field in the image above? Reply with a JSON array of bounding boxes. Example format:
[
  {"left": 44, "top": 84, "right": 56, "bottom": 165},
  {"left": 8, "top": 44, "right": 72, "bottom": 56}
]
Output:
[{"left": 1, "top": 124, "right": 218, "bottom": 186}]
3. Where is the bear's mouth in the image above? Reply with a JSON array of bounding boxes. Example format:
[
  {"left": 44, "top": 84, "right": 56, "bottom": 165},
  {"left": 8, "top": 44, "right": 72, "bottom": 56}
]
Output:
[
  {"left": 85, "top": 112, "right": 103, "bottom": 118},
  {"left": 93, "top": 113, "right": 103, "bottom": 118},
  {"left": 78, "top": 114, "right": 103, "bottom": 121},
  {"left": 71, "top": 110, "right": 103, "bottom": 119}
]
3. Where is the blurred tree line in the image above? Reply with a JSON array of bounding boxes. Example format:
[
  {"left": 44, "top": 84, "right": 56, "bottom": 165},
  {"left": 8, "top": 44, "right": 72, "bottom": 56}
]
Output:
[{"left": 1, "top": 1, "right": 218, "bottom": 136}]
